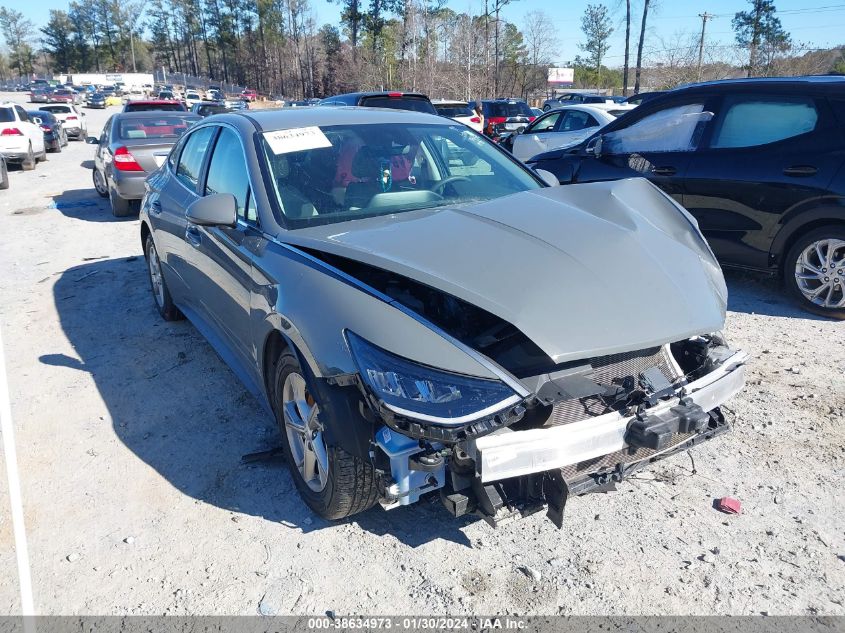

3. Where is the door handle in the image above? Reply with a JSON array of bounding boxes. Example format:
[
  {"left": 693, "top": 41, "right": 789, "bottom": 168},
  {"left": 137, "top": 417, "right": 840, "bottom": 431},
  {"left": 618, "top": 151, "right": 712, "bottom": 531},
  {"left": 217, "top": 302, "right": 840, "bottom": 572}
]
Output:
[
  {"left": 650, "top": 166, "right": 677, "bottom": 176},
  {"left": 185, "top": 225, "right": 202, "bottom": 248},
  {"left": 783, "top": 165, "right": 817, "bottom": 177},
  {"left": 149, "top": 200, "right": 162, "bottom": 216}
]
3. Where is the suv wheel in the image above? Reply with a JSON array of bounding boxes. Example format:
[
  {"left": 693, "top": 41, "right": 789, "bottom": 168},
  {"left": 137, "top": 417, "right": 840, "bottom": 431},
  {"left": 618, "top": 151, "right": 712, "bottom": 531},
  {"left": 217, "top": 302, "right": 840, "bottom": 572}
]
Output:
[
  {"left": 273, "top": 351, "right": 378, "bottom": 520},
  {"left": 784, "top": 226, "right": 845, "bottom": 319}
]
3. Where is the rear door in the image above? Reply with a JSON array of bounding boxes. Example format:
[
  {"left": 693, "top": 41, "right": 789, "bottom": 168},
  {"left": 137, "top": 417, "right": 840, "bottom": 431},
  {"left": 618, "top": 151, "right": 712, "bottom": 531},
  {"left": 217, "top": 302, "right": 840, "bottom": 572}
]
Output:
[
  {"left": 151, "top": 125, "right": 217, "bottom": 308},
  {"left": 683, "top": 91, "right": 845, "bottom": 268}
]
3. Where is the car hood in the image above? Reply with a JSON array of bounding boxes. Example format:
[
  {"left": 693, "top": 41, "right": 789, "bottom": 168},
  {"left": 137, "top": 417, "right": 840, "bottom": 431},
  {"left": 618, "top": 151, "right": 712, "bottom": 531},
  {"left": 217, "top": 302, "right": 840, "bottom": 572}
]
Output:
[{"left": 284, "top": 178, "right": 727, "bottom": 366}]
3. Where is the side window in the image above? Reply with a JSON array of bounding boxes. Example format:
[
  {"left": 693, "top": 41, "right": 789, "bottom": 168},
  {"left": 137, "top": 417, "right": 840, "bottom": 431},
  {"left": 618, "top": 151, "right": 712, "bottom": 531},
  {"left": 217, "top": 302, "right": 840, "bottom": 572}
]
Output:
[
  {"left": 168, "top": 135, "right": 186, "bottom": 171},
  {"left": 204, "top": 127, "right": 250, "bottom": 221},
  {"left": 560, "top": 110, "right": 596, "bottom": 132},
  {"left": 710, "top": 95, "right": 819, "bottom": 149},
  {"left": 602, "top": 102, "right": 713, "bottom": 154},
  {"left": 246, "top": 190, "right": 259, "bottom": 224},
  {"left": 530, "top": 112, "right": 560, "bottom": 133},
  {"left": 176, "top": 126, "right": 216, "bottom": 191}
]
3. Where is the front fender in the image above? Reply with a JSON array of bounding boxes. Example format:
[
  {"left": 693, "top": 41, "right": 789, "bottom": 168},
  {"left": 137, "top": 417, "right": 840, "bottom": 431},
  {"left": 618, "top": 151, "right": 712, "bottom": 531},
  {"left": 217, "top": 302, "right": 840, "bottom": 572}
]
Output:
[{"left": 251, "top": 239, "right": 502, "bottom": 382}]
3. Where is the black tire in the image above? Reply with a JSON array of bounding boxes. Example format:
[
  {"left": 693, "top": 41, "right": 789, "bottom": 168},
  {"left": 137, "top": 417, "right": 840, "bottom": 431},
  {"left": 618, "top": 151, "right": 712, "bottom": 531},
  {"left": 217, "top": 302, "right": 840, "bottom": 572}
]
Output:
[
  {"left": 109, "top": 188, "right": 132, "bottom": 217},
  {"left": 21, "top": 144, "right": 35, "bottom": 171},
  {"left": 92, "top": 168, "right": 108, "bottom": 197},
  {"left": 50, "top": 139, "right": 62, "bottom": 153},
  {"left": 0, "top": 160, "right": 8, "bottom": 190},
  {"left": 783, "top": 225, "right": 845, "bottom": 320},
  {"left": 273, "top": 351, "right": 378, "bottom": 520},
  {"left": 144, "top": 233, "right": 183, "bottom": 321}
]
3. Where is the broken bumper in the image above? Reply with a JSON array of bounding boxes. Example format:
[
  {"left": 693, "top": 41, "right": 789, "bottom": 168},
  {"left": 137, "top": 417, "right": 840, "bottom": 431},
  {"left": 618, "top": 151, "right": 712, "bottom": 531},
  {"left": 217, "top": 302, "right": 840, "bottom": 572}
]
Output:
[{"left": 472, "top": 349, "right": 747, "bottom": 483}]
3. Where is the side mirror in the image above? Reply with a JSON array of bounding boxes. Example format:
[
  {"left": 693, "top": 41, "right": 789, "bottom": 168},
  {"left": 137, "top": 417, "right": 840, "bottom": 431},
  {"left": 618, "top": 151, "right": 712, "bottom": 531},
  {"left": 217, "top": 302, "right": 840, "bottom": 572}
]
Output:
[
  {"left": 86, "top": 136, "right": 99, "bottom": 144},
  {"left": 186, "top": 193, "right": 237, "bottom": 228},
  {"left": 534, "top": 168, "right": 560, "bottom": 187},
  {"left": 585, "top": 135, "right": 603, "bottom": 158}
]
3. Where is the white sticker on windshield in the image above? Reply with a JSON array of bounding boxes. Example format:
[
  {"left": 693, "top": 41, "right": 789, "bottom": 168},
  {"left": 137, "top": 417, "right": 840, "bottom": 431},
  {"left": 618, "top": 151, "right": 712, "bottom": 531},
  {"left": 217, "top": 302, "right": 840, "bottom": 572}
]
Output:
[{"left": 263, "top": 126, "right": 332, "bottom": 154}]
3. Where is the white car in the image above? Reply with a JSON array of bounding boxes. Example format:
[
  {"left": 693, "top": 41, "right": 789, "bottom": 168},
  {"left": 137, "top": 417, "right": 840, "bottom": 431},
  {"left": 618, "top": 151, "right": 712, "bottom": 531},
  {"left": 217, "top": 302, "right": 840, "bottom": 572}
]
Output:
[
  {"left": 432, "top": 100, "right": 483, "bottom": 133},
  {"left": 511, "top": 105, "right": 620, "bottom": 162},
  {"left": 185, "top": 91, "right": 202, "bottom": 108},
  {"left": 38, "top": 103, "right": 88, "bottom": 140},
  {"left": 0, "top": 102, "right": 47, "bottom": 170}
]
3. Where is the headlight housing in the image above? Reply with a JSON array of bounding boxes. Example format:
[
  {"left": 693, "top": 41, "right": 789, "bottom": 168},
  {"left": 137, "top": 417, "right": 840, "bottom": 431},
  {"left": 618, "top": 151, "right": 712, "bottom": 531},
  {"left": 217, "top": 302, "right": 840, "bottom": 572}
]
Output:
[{"left": 346, "top": 331, "right": 520, "bottom": 426}]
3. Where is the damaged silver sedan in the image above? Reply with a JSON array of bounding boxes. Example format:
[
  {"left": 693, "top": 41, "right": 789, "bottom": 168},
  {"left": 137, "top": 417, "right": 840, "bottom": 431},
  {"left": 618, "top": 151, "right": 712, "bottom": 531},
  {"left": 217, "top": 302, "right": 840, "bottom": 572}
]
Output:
[{"left": 140, "top": 107, "right": 747, "bottom": 527}]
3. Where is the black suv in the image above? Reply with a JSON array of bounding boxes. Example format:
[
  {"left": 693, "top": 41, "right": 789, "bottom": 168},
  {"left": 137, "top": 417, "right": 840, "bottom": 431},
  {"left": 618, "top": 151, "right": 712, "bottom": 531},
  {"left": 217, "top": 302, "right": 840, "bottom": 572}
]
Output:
[
  {"left": 318, "top": 91, "right": 437, "bottom": 114},
  {"left": 527, "top": 76, "right": 845, "bottom": 318}
]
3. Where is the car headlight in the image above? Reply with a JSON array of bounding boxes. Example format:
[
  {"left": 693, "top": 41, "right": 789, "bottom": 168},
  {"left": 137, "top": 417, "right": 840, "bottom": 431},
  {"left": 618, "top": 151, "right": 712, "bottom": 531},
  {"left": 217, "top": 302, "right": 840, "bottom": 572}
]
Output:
[{"left": 346, "top": 331, "right": 520, "bottom": 426}]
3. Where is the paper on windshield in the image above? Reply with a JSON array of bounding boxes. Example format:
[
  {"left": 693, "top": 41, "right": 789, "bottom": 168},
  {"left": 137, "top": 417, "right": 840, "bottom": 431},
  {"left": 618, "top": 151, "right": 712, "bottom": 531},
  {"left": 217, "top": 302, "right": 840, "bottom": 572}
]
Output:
[{"left": 263, "top": 126, "right": 332, "bottom": 154}]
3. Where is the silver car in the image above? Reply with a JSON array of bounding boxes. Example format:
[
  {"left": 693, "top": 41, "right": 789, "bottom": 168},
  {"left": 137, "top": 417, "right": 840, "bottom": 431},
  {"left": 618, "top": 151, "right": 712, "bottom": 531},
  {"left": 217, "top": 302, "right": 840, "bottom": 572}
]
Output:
[
  {"left": 140, "top": 108, "right": 747, "bottom": 526},
  {"left": 89, "top": 111, "right": 199, "bottom": 216}
]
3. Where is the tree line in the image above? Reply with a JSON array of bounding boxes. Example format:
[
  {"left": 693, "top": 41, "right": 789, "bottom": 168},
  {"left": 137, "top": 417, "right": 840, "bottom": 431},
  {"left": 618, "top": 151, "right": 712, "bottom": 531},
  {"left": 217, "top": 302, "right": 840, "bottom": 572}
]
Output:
[{"left": 0, "top": 0, "right": 843, "bottom": 99}]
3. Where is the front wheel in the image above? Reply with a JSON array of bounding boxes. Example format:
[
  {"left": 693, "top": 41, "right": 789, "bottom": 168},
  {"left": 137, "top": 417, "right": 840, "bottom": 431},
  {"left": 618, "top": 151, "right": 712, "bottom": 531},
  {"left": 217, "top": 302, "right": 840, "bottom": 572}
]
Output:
[
  {"left": 274, "top": 351, "right": 378, "bottom": 520},
  {"left": 93, "top": 168, "right": 108, "bottom": 197},
  {"left": 784, "top": 226, "right": 845, "bottom": 319}
]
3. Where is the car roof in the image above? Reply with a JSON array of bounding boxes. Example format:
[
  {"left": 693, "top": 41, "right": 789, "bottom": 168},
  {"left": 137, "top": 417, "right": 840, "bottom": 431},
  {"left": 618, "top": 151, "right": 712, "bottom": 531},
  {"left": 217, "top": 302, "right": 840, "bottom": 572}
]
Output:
[
  {"left": 126, "top": 99, "right": 182, "bottom": 105},
  {"left": 674, "top": 75, "right": 845, "bottom": 92},
  {"left": 330, "top": 91, "right": 431, "bottom": 99},
  {"left": 432, "top": 99, "right": 469, "bottom": 105},
  {"left": 230, "top": 106, "right": 450, "bottom": 131},
  {"left": 542, "top": 104, "right": 617, "bottom": 117}
]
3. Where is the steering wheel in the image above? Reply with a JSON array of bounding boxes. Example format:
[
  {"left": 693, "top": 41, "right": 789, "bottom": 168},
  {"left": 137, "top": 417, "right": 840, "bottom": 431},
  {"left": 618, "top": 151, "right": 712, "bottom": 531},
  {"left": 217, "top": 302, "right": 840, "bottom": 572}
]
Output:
[{"left": 431, "top": 176, "right": 470, "bottom": 195}]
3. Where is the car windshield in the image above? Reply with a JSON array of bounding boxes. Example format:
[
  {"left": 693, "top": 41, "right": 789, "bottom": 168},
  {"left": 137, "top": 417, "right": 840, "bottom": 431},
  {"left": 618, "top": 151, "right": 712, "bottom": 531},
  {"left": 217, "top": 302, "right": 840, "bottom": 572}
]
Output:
[
  {"left": 196, "top": 105, "right": 228, "bottom": 116},
  {"left": 117, "top": 116, "right": 196, "bottom": 139},
  {"left": 42, "top": 105, "right": 71, "bottom": 114},
  {"left": 261, "top": 122, "right": 540, "bottom": 229},
  {"left": 435, "top": 104, "right": 475, "bottom": 117},
  {"left": 486, "top": 102, "right": 533, "bottom": 117}
]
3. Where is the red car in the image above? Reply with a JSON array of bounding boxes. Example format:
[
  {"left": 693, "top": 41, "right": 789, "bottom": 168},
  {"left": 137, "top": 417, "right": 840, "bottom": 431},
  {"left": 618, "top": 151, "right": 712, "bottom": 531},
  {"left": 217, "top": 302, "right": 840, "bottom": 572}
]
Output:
[
  {"left": 50, "top": 89, "right": 76, "bottom": 104},
  {"left": 123, "top": 100, "right": 187, "bottom": 113},
  {"left": 241, "top": 90, "right": 258, "bottom": 102}
]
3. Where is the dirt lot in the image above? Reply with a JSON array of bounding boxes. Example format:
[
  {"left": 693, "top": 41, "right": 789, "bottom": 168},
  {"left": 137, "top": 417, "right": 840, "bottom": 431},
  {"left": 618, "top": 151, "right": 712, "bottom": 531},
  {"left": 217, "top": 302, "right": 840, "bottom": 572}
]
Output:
[{"left": 0, "top": 92, "right": 843, "bottom": 616}]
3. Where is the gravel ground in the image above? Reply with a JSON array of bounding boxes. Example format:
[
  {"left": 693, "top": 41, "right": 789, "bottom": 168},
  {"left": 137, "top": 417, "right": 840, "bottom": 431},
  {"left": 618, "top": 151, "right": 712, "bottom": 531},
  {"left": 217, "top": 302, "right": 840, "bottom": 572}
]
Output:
[{"left": 0, "top": 92, "right": 843, "bottom": 616}]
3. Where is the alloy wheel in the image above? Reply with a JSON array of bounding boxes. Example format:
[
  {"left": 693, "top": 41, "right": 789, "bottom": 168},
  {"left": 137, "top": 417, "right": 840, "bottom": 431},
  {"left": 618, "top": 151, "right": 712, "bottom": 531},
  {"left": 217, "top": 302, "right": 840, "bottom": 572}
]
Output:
[
  {"left": 794, "top": 238, "right": 845, "bottom": 309},
  {"left": 282, "top": 372, "right": 329, "bottom": 492},
  {"left": 93, "top": 169, "right": 107, "bottom": 195},
  {"left": 147, "top": 240, "right": 165, "bottom": 309}
]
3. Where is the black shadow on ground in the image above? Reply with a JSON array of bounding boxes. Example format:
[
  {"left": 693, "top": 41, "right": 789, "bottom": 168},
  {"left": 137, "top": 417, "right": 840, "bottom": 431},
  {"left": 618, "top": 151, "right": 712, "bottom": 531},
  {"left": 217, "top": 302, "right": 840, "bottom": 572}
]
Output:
[
  {"left": 45, "top": 257, "right": 474, "bottom": 547},
  {"left": 50, "top": 187, "right": 137, "bottom": 222},
  {"left": 723, "top": 268, "right": 831, "bottom": 321}
]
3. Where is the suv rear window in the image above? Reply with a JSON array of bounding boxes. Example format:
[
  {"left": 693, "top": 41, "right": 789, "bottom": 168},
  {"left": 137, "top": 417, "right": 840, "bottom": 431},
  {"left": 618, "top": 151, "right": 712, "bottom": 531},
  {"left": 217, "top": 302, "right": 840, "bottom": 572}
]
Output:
[
  {"left": 358, "top": 96, "right": 437, "bottom": 114},
  {"left": 485, "top": 101, "right": 533, "bottom": 118},
  {"left": 434, "top": 103, "right": 475, "bottom": 117},
  {"left": 125, "top": 102, "right": 187, "bottom": 112}
]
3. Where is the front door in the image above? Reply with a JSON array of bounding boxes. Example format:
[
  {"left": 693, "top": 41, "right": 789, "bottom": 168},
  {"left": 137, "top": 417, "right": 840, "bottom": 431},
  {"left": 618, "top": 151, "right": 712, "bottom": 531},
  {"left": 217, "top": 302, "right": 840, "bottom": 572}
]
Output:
[{"left": 575, "top": 98, "right": 717, "bottom": 205}]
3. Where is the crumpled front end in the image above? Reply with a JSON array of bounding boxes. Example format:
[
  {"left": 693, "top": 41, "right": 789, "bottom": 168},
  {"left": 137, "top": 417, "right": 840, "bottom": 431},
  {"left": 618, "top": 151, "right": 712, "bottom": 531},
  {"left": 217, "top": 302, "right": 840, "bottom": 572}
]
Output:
[{"left": 358, "top": 331, "right": 746, "bottom": 527}]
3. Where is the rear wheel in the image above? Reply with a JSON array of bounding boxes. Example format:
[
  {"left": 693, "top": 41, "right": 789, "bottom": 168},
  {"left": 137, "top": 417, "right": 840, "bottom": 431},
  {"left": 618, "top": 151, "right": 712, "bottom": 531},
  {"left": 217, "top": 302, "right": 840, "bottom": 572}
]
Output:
[
  {"left": 784, "top": 226, "right": 845, "bottom": 319},
  {"left": 109, "top": 188, "right": 132, "bottom": 217},
  {"left": 21, "top": 144, "right": 35, "bottom": 171},
  {"left": 145, "top": 234, "right": 183, "bottom": 321},
  {"left": 92, "top": 168, "right": 108, "bottom": 197},
  {"left": 274, "top": 351, "right": 378, "bottom": 520}
]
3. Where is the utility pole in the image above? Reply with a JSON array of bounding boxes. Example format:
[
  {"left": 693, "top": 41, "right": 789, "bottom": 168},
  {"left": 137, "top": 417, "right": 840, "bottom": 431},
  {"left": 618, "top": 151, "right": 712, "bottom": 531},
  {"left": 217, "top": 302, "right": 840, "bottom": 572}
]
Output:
[
  {"left": 130, "top": 29, "right": 137, "bottom": 73},
  {"left": 697, "top": 12, "right": 714, "bottom": 82}
]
